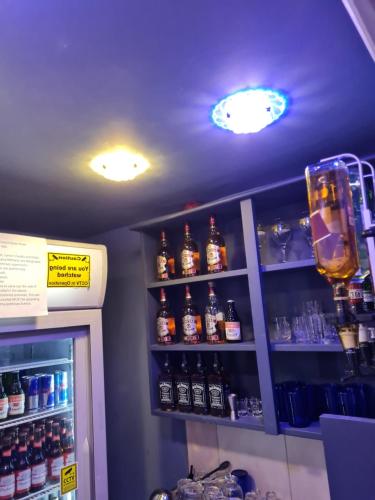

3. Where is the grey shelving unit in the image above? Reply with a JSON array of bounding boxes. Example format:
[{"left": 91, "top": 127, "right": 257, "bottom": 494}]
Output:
[{"left": 131, "top": 174, "right": 347, "bottom": 439}]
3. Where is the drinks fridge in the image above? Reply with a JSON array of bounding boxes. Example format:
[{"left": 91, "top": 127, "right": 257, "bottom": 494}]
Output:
[{"left": 0, "top": 237, "right": 108, "bottom": 500}]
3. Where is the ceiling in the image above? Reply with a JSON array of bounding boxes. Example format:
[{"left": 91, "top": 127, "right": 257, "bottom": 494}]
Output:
[{"left": 0, "top": 0, "right": 374, "bottom": 239}]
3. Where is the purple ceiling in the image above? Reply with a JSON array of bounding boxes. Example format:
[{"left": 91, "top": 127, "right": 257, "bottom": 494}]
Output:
[{"left": 0, "top": 0, "right": 374, "bottom": 238}]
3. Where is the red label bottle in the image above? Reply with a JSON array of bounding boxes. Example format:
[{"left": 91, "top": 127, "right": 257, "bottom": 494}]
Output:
[
  {"left": 47, "top": 423, "right": 64, "bottom": 482},
  {"left": 0, "top": 436, "right": 15, "bottom": 500},
  {"left": 15, "top": 433, "right": 31, "bottom": 498},
  {"left": 30, "top": 428, "right": 46, "bottom": 492},
  {"left": 62, "top": 419, "right": 75, "bottom": 466}
]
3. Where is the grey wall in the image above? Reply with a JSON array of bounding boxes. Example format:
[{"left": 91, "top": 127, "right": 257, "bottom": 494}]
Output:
[{"left": 91, "top": 226, "right": 187, "bottom": 499}]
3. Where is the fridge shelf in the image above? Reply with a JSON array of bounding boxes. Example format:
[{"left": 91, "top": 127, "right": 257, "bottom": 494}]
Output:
[
  {"left": 0, "top": 403, "right": 73, "bottom": 431},
  {"left": 0, "top": 357, "right": 72, "bottom": 374},
  {"left": 20, "top": 482, "right": 60, "bottom": 500}
]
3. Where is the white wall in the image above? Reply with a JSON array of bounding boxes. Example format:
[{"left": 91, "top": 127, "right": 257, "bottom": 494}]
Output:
[{"left": 186, "top": 422, "right": 331, "bottom": 500}]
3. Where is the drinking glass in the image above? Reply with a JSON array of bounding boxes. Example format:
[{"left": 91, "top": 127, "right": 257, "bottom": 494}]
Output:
[
  {"left": 291, "top": 316, "right": 308, "bottom": 343},
  {"left": 270, "top": 221, "right": 291, "bottom": 263},
  {"left": 182, "top": 483, "right": 204, "bottom": 499},
  {"left": 272, "top": 316, "right": 292, "bottom": 342},
  {"left": 221, "top": 479, "right": 244, "bottom": 499},
  {"left": 248, "top": 397, "right": 263, "bottom": 417},
  {"left": 237, "top": 398, "right": 249, "bottom": 417},
  {"left": 204, "top": 485, "right": 225, "bottom": 499},
  {"left": 299, "top": 216, "right": 314, "bottom": 258},
  {"left": 265, "top": 493, "right": 279, "bottom": 500},
  {"left": 178, "top": 479, "right": 194, "bottom": 499},
  {"left": 244, "top": 490, "right": 262, "bottom": 500},
  {"left": 286, "top": 385, "right": 311, "bottom": 427}
]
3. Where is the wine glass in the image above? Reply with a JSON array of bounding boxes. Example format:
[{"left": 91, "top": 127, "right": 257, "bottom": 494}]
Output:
[
  {"left": 299, "top": 216, "right": 314, "bottom": 258},
  {"left": 256, "top": 224, "right": 267, "bottom": 253},
  {"left": 270, "top": 221, "right": 291, "bottom": 263}
]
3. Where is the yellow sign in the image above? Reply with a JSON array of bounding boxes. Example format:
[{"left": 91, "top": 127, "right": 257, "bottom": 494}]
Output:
[
  {"left": 60, "top": 462, "right": 78, "bottom": 494},
  {"left": 48, "top": 253, "right": 90, "bottom": 288}
]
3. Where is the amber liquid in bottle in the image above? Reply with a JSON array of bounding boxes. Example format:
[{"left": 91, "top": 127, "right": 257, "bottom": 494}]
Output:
[
  {"left": 205, "top": 282, "right": 226, "bottom": 344},
  {"left": 182, "top": 285, "right": 202, "bottom": 345},
  {"left": 156, "top": 230, "right": 175, "bottom": 281},
  {"left": 181, "top": 223, "right": 200, "bottom": 277},
  {"left": 206, "top": 215, "right": 228, "bottom": 273},
  {"left": 156, "top": 288, "right": 176, "bottom": 345}
]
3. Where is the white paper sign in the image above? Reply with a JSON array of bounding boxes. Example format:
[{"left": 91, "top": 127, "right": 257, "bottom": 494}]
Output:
[{"left": 0, "top": 233, "right": 48, "bottom": 318}]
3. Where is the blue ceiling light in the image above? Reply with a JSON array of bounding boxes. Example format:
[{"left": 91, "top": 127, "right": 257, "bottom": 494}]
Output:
[{"left": 211, "top": 87, "right": 288, "bottom": 134}]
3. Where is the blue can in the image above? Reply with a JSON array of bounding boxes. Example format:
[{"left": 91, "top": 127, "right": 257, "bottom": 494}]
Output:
[
  {"left": 21, "top": 375, "right": 39, "bottom": 412},
  {"left": 41, "top": 374, "right": 55, "bottom": 408},
  {"left": 59, "top": 371, "right": 68, "bottom": 406},
  {"left": 54, "top": 371, "right": 62, "bottom": 406}
]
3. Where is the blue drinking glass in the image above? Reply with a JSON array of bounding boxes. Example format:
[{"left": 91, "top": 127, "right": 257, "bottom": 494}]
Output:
[
  {"left": 321, "top": 383, "right": 340, "bottom": 414},
  {"left": 352, "top": 384, "right": 369, "bottom": 418},
  {"left": 306, "top": 384, "right": 321, "bottom": 421},
  {"left": 274, "top": 384, "right": 288, "bottom": 422},
  {"left": 286, "top": 385, "right": 311, "bottom": 428},
  {"left": 338, "top": 386, "right": 358, "bottom": 416}
]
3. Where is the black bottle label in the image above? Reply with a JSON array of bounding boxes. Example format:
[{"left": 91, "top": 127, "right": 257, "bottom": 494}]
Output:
[
  {"left": 159, "top": 381, "right": 173, "bottom": 404},
  {"left": 192, "top": 383, "right": 207, "bottom": 407},
  {"left": 208, "top": 383, "right": 224, "bottom": 409},
  {"left": 176, "top": 382, "right": 191, "bottom": 406}
]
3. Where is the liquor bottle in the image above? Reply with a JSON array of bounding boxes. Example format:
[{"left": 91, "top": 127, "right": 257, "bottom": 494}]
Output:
[
  {"left": 363, "top": 271, "right": 375, "bottom": 312},
  {"left": 62, "top": 420, "right": 75, "bottom": 466},
  {"left": 224, "top": 300, "right": 242, "bottom": 343},
  {"left": 47, "top": 423, "right": 63, "bottom": 482},
  {"left": 181, "top": 223, "right": 200, "bottom": 277},
  {"left": 369, "top": 327, "right": 375, "bottom": 363},
  {"left": 175, "top": 353, "right": 192, "bottom": 413},
  {"left": 205, "top": 282, "right": 225, "bottom": 344},
  {"left": 8, "top": 372, "right": 25, "bottom": 417},
  {"left": 158, "top": 354, "right": 176, "bottom": 412},
  {"left": 156, "top": 230, "right": 175, "bottom": 281},
  {"left": 208, "top": 353, "right": 229, "bottom": 417},
  {"left": 348, "top": 271, "right": 364, "bottom": 315},
  {"left": 0, "top": 375, "right": 8, "bottom": 421},
  {"left": 14, "top": 433, "right": 31, "bottom": 498},
  {"left": 358, "top": 323, "right": 372, "bottom": 367},
  {"left": 191, "top": 354, "right": 209, "bottom": 415},
  {"left": 44, "top": 421, "right": 53, "bottom": 457},
  {"left": 30, "top": 428, "right": 46, "bottom": 492},
  {"left": 206, "top": 215, "right": 228, "bottom": 273},
  {"left": 0, "top": 436, "right": 15, "bottom": 500},
  {"left": 182, "top": 286, "right": 202, "bottom": 345},
  {"left": 156, "top": 288, "right": 176, "bottom": 345}
]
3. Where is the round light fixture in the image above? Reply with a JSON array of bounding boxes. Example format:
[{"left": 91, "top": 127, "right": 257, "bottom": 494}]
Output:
[
  {"left": 211, "top": 87, "right": 288, "bottom": 134},
  {"left": 90, "top": 148, "right": 150, "bottom": 182}
]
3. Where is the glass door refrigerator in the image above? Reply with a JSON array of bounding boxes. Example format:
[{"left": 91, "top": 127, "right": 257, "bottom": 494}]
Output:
[{"left": 0, "top": 239, "right": 108, "bottom": 500}]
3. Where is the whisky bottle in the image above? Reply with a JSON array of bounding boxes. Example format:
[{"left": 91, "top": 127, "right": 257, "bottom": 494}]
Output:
[
  {"left": 224, "top": 300, "right": 242, "bottom": 343},
  {"left": 191, "top": 353, "right": 209, "bottom": 415},
  {"left": 156, "top": 288, "right": 176, "bottom": 345},
  {"left": 205, "top": 282, "right": 225, "bottom": 344},
  {"left": 175, "top": 353, "right": 192, "bottom": 413},
  {"left": 158, "top": 354, "right": 176, "bottom": 412},
  {"left": 182, "top": 285, "right": 202, "bottom": 344},
  {"left": 208, "top": 353, "right": 229, "bottom": 417},
  {"left": 348, "top": 271, "right": 364, "bottom": 315},
  {"left": 181, "top": 223, "right": 200, "bottom": 277},
  {"left": 363, "top": 271, "right": 375, "bottom": 312},
  {"left": 156, "top": 230, "right": 175, "bottom": 281},
  {"left": 358, "top": 323, "right": 372, "bottom": 367},
  {"left": 206, "top": 215, "right": 227, "bottom": 273}
]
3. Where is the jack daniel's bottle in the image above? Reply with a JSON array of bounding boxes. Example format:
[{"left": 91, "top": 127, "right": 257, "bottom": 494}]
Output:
[
  {"left": 158, "top": 354, "right": 175, "bottom": 411},
  {"left": 208, "top": 353, "right": 229, "bottom": 417},
  {"left": 191, "top": 354, "right": 209, "bottom": 415},
  {"left": 206, "top": 216, "right": 227, "bottom": 273},
  {"left": 175, "top": 354, "right": 192, "bottom": 413}
]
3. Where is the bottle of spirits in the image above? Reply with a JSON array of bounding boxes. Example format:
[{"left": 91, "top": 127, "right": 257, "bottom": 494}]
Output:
[
  {"left": 181, "top": 223, "right": 200, "bottom": 277},
  {"left": 224, "top": 300, "right": 242, "bottom": 343},
  {"left": 158, "top": 354, "right": 176, "bottom": 412},
  {"left": 0, "top": 375, "right": 8, "bottom": 421},
  {"left": 47, "top": 423, "right": 64, "bottom": 482},
  {"left": 358, "top": 323, "right": 372, "bottom": 367},
  {"left": 182, "top": 286, "right": 202, "bottom": 345},
  {"left": 62, "top": 419, "right": 75, "bottom": 466},
  {"left": 156, "top": 288, "right": 176, "bottom": 345},
  {"left": 191, "top": 354, "right": 209, "bottom": 415},
  {"left": 348, "top": 271, "right": 364, "bottom": 315},
  {"left": 8, "top": 372, "right": 25, "bottom": 417},
  {"left": 206, "top": 215, "right": 228, "bottom": 273},
  {"left": 14, "top": 433, "right": 31, "bottom": 498},
  {"left": 0, "top": 436, "right": 15, "bottom": 500},
  {"left": 156, "top": 230, "right": 175, "bottom": 281},
  {"left": 175, "top": 353, "right": 192, "bottom": 413},
  {"left": 363, "top": 271, "right": 375, "bottom": 312},
  {"left": 30, "top": 428, "right": 46, "bottom": 492},
  {"left": 205, "top": 282, "right": 225, "bottom": 344},
  {"left": 208, "top": 353, "right": 229, "bottom": 417},
  {"left": 369, "top": 327, "right": 375, "bottom": 363}
]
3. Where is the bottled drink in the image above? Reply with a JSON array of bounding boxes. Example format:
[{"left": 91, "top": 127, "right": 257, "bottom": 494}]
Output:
[
  {"left": 363, "top": 272, "right": 375, "bottom": 312},
  {"left": 358, "top": 323, "right": 372, "bottom": 367},
  {"left": 206, "top": 215, "right": 228, "bottom": 273},
  {"left": 181, "top": 223, "right": 200, "bottom": 277},
  {"left": 348, "top": 271, "right": 364, "bottom": 315},
  {"left": 156, "top": 230, "right": 175, "bottom": 281},
  {"left": 0, "top": 436, "right": 15, "bottom": 500},
  {"left": 0, "top": 376, "right": 8, "bottom": 421},
  {"left": 182, "top": 286, "right": 202, "bottom": 345},
  {"left": 44, "top": 421, "right": 53, "bottom": 457},
  {"left": 369, "top": 327, "right": 375, "bottom": 363},
  {"left": 8, "top": 372, "right": 25, "bottom": 417},
  {"left": 30, "top": 428, "right": 46, "bottom": 492},
  {"left": 191, "top": 354, "right": 209, "bottom": 415},
  {"left": 14, "top": 433, "right": 31, "bottom": 498},
  {"left": 207, "top": 353, "right": 229, "bottom": 417},
  {"left": 62, "top": 420, "right": 75, "bottom": 466},
  {"left": 205, "top": 282, "right": 225, "bottom": 344},
  {"left": 175, "top": 353, "right": 192, "bottom": 413},
  {"left": 224, "top": 300, "right": 242, "bottom": 343},
  {"left": 47, "top": 423, "right": 63, "bottom": 482},
  {"left": 158, "top": 354, "right": 176, "bottom": 412},
  {"left": 156, "top": 288, "right": 176, "bottom": 345}
]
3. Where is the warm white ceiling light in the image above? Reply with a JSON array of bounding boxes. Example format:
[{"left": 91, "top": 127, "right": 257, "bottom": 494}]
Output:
[{"left": 90, "top": 148, "right": 150, "bottom": 182}]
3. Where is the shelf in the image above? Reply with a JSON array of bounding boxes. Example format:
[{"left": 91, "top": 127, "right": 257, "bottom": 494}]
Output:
[
  {"left": 0, "top": 358, "right": 72, "bottom": 374},
  {"left": 0, "top": 403, "right": 73, "bottom": 431},
  {"left": 18, "top": 482, "right": 60, "bottom": 500},
  {"left": 147, "top": 268, "right": 248, "bottom": 289},
  {"left": 271, "top": 343, "right": 342, "bottom": 352},
  {"left": 261, "top": 259, "right": 316, "bottom": 272},
  {"left": 279, "top": 421, "right": 322, "bottom": 440},
  {"left": 150, "top": 341, "right": 256, "bottom": 352},
  {"left": 153, "top": 408, "right": 264, "bottom": 431}
]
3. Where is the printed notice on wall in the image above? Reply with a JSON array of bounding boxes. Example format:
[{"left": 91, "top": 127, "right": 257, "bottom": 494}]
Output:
[{"left": 0, "top": 233, "right": 48, "bottom": 318}]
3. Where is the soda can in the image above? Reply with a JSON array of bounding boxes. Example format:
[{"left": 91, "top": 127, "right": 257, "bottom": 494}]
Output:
[
  {"left": 41, "top": 374, "right": 55, "bottom": 408},
  {"left": 59, "top": 371, "right": 68, "bottom": 406},
  {"left": 54, "top": 371, "right": 62, "bottom": 406},
  {"left": 21, "top": 375, "right": 39, "bottom": 412}
]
